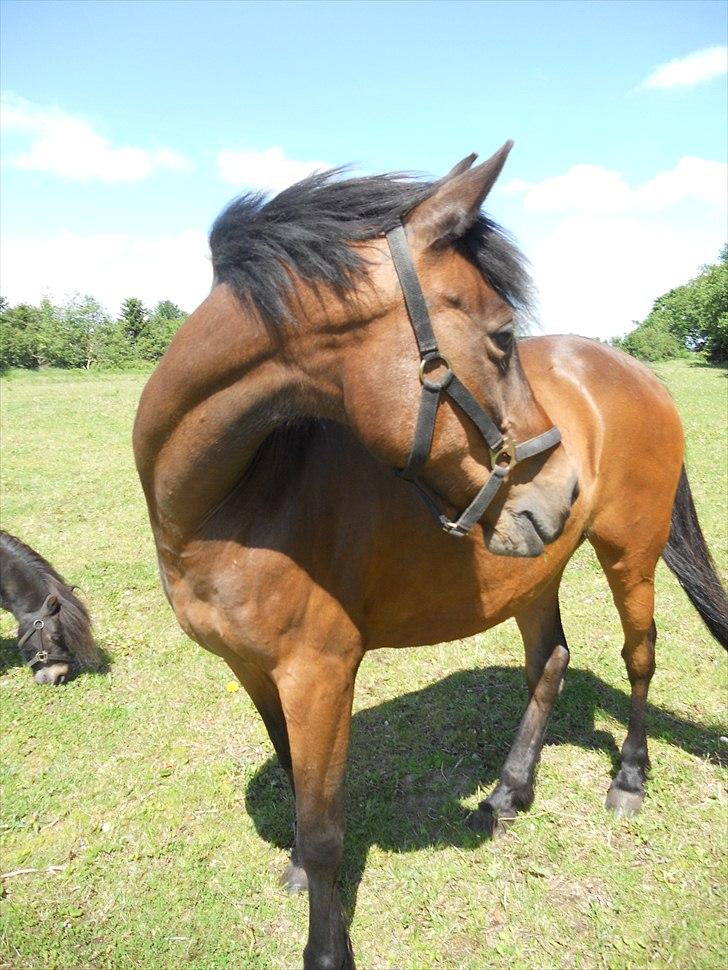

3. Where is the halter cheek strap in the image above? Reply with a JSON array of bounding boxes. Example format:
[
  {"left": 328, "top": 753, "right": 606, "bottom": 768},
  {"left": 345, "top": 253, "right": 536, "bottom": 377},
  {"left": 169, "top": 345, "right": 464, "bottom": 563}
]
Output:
[
  {"left": 385, "top": 221, "right": 561, "bottom": 537},
  {"left": 17, "top": 611, "right": 68, "bottom": 668}
]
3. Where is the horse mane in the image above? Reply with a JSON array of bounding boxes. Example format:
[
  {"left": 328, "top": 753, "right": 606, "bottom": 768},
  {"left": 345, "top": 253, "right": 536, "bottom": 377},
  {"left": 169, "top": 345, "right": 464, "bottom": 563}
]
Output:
[
  {"left": 209, "top": 168, "right": 534, "bottom": 330},
  {"left": 0, "top": 530, "right": 100, "bottom": 667}
]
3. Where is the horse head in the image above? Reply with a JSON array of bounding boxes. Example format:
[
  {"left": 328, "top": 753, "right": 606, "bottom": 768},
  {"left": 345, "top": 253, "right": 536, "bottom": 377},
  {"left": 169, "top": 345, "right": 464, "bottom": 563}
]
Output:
[
  {"left": 327, "top": 144, "right": 579, "bottom": 555},
  {"left": 17, "top": 592, "right": 73, "bottom": 685}
]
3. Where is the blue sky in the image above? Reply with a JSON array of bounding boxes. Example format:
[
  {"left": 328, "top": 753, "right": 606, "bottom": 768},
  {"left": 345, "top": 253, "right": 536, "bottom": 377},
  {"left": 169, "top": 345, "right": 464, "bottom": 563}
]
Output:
[{"left": 1, "top": 0, "right": 726, "bottom": 337}]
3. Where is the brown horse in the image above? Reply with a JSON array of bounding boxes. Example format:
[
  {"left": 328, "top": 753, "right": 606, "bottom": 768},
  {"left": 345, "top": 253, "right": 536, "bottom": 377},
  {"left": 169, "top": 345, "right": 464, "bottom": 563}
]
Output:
[{"left": 133, "top": 145, "right": 727, "bottom": 969}]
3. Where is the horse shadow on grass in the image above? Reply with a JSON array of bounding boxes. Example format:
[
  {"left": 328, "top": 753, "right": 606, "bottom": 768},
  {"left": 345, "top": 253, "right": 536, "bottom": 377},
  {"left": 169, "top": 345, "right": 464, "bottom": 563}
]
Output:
[
  {"left": 0, "top": 633, "right": 113, "bottom": 680},
  {"left": 245, "top": 664, "right": 726, "bottom": 923}
]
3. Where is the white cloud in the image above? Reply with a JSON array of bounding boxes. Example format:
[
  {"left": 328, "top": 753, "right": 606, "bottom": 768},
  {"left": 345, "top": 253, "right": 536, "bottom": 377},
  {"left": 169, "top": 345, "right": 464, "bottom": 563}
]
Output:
[
  {"left": 502, "top": 157, "right": 727, "bottom": 215},
  {"left": 217, "top": 146, "right": 330, "bottom": 192},
  {"left": 526, "top": 214, "right": 724, "bottom": 340},
  {"left": 638, "top": 45, "right": 728, "bottom": 90},
  {"left": 503, "top": 157, "right": 726, "bottom": 339},
  {"left": 1, "top": 93, "right": 193, "bottom": 182},
  {"left": 0, "top": 230, "right": 212, "bottom": 314}
]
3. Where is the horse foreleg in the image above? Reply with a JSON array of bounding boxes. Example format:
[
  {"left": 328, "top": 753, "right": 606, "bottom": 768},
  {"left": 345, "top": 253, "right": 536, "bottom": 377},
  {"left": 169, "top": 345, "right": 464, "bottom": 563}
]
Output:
[
  {"left": 225, "top": 657, "right": 310, "bottom": 892},
  {"left": 469, "top": 582, "right": 569, "bottom": 836},
  {"left": 276, "top": 651, "right": 359, "bottom": 970}
]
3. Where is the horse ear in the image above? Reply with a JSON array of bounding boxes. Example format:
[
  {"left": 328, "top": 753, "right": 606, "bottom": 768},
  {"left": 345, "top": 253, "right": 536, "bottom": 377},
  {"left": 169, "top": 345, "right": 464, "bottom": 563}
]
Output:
[
  {"left": 44, "top": 593, "right": 60, "bottom": 613},
  {"left": 441, "top": 153, "right": 478, "bottom": 181},
  {"left": 406, "top": 140, "right": 513, "bottom": 250}
]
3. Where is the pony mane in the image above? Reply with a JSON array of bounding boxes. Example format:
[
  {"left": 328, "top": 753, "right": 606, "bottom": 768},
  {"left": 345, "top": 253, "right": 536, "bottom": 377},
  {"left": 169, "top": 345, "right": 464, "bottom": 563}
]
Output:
[
  {"left": 0, "top": 531, "right": 100, "bottom": 667},
  {"left": 209, "top": 168, "right": 534, "bottom": 329}
]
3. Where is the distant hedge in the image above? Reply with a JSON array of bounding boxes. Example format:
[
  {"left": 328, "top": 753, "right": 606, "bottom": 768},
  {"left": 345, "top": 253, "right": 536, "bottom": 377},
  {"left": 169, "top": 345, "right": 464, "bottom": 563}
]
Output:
[{"left": 0, "top": 295, "right": 187, "bottom": 371}]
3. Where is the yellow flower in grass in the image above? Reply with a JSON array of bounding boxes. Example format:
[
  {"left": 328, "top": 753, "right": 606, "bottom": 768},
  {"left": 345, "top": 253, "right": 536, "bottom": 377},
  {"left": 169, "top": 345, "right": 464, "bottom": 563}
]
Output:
[{"left": 225, "top": 681, "right": 240, "bottom": 693}]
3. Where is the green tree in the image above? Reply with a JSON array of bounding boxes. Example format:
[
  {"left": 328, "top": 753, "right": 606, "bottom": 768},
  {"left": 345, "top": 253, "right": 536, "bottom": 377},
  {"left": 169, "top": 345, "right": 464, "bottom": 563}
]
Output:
[
  {"left": 135, "top": 301, "right": 187, "bottom": 361},
  {"left": 154, "top": 300, "right": 183, "bottom": 320},
  {"left": 616, "top": 319, "right": 687, "bottom": 362},
  {"left": 34, "top": 298, "right": 64, "bottom": 367},
  {"left": 58, "top": 294, "right": 114, "bottom": 368},
  {"left": 614, "top": 248, "right": 728, "bottom": 363},
  {"left": 0, "top": 302, "right": 42, "bottom": 369},
  {"left": 119, "top": 297, "right": 149, "bottom": 346}
]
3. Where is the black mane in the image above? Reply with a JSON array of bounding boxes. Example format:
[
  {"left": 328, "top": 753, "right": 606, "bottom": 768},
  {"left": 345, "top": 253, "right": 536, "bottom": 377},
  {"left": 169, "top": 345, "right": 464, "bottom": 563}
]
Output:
[{"left": 209, "top": 168, "right": 533, "bottom": 328}]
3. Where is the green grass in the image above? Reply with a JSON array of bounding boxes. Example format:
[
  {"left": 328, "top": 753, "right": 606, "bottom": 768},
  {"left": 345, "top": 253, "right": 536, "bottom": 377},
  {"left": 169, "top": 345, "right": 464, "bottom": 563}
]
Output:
[{"left": 1, "top": 359, "right": 726, "bottom": 969}]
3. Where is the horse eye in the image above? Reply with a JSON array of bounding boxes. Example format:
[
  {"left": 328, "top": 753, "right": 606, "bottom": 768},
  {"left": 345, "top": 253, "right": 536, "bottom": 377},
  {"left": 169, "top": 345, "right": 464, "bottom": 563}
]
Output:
[{"left": 492, "top": 329, "right": 514, "bottom": 353}]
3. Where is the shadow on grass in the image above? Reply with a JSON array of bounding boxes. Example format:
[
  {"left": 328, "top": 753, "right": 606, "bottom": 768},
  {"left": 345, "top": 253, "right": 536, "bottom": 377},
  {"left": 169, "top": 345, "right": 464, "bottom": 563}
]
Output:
[
  {"left": 686, "top": 358, "right": 728, "bottom": 374},
  {"left": 0, "top": 633, "right": 113, "bottom": 680},
  {"left": 245, "top": 664, "right": 726, "bottom": 923}
]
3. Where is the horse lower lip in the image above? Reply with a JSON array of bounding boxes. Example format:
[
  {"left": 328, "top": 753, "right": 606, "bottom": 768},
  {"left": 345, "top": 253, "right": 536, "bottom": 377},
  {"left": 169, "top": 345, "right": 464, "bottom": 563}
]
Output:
[
  {"left": 518, "top": 512, "right": 546, "bottom": 554},
  {"left": 482, "top": 514, "right": 545, "bottom": 557}
]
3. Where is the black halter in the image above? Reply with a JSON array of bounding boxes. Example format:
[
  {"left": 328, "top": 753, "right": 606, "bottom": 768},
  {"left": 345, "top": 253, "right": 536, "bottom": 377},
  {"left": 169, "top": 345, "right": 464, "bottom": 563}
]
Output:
[
  {"left": 17, "top": 601, "right": 68, "bottom": 669},
  {"left": 385, "top": 221, "right": 561, "bottom": 538}
]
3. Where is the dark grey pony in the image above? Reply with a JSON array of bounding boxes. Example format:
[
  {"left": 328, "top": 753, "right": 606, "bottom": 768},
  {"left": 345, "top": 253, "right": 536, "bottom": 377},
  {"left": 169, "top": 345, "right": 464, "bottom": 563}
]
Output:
[{"left": 0, "top": 530, "right": 99, "bottom": 684}]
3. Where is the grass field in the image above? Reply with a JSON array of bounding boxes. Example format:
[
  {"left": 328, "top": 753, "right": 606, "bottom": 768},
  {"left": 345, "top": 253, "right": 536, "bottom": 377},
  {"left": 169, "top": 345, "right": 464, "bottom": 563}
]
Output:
[{"left": 0, "top": 358, "right": 726, "bottom": 970}]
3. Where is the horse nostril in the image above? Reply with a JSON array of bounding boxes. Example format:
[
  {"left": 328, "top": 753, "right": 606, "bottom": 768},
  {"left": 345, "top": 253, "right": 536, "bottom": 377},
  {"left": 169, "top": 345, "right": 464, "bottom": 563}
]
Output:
[{"left": 570, "top": 476, "right": 580, "bottom": 506}]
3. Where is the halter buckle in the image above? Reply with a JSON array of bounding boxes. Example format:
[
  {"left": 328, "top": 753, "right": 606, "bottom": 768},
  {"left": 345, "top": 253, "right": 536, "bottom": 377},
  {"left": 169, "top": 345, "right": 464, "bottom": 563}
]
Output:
[
  {"left": 33, "top": 618, "right": 45, "bottom": 630},
  {"left": 442, "top": 520, "right": 468, "bottom": 538}
]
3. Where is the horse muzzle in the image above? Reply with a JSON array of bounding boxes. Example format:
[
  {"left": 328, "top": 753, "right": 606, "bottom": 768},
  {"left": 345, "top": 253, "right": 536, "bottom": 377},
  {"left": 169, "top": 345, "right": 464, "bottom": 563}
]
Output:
[
  {"left": 33, "top": 662, "right": 71, "bottom": 686},
  {"left": 484, "top": 470, "right": 580, "bottom": 557}
]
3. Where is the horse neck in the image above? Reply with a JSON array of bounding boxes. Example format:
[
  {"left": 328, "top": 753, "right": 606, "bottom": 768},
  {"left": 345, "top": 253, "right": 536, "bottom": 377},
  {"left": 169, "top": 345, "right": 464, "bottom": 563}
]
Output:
[
  {"left": 134, "top": 284, "right": 350, "bottom": 541},
  {"left": 0, "top": 534, "right": 58, "bottom": 621}
]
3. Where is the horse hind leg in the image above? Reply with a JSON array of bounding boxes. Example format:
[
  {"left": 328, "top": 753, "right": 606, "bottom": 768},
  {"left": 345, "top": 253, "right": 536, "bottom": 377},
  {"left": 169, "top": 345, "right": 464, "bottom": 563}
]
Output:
[
  {"left": 591, "top": 537, "right": 658, "bottom": 817},
  {"left": 469, "top": 576, "right": 569, "bottom": 836}
]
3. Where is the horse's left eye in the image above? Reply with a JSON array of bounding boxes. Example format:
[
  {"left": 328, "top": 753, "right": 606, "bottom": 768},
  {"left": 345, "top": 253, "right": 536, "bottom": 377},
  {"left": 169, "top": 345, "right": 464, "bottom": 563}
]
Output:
[{"left": 492, "top": 329, "right": 514, "bottom": 353}]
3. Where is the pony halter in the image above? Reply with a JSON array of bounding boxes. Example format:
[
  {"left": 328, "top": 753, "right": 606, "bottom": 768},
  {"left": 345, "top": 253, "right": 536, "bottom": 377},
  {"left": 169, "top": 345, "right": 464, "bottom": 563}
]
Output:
[
  {"left": 17, "top": 602, "right": 67, "bottom": 669},
  {"left": 385, "top": 221, "right": 561, "bottom": 538}
]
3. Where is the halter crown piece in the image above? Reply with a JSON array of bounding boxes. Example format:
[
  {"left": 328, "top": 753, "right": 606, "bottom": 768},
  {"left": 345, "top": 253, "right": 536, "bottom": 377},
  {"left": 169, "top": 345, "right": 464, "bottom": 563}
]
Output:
[{"left": 385, "top": 221, "right": 561, "bottom": 537}]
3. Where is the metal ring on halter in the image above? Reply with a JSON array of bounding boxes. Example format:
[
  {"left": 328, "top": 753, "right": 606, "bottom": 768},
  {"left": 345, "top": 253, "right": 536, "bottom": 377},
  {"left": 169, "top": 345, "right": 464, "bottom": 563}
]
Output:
[
  {"left": 33, "top": 618, "right": 45, "bottom": 630},
  {"left": 419, "top": 355, "right": 453, "bottom": 391},
  {"left": 490, "top": 435, "right": 518, "bottom": 472}
]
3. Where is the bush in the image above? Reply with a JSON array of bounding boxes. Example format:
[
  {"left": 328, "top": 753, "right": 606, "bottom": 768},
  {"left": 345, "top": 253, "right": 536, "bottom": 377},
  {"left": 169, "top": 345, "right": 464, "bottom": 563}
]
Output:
[
  {"left": 614, "top": 248, "right": 727, "bottom": 363},
  {"left": 0, "top": 295, "right": 186, "bottom": 371}
]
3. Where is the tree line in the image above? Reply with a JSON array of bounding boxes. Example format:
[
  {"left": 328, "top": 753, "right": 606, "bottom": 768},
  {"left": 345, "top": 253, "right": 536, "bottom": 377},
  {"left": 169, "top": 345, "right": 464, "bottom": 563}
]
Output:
[
  {"left": 0, "top": 295, "right": 187, "bottom": 370},
  {"left": 1, "top": 246, "right": 725, "bottom": 371},
  {"left": 611, "top": 246, "right": 727, "bottom": 363}
]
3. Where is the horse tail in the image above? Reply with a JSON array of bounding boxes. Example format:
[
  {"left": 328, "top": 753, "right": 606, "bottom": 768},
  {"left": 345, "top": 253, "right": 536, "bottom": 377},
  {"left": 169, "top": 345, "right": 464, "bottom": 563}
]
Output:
[{"left": 662, "top": 466, "right": 728, "bottom": 649}]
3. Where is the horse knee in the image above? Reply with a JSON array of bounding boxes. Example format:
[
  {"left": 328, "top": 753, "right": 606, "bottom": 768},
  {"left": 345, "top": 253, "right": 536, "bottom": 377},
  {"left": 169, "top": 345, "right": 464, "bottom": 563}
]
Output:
[{"left": 298, "top": 820, "right": 344, "bottom": 872}]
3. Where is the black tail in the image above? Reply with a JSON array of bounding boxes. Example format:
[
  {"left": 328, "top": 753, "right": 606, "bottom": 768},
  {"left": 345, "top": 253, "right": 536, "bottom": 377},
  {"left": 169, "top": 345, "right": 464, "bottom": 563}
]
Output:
[{"left": 662, "top": 467, "right": 728, "bottom": 648}]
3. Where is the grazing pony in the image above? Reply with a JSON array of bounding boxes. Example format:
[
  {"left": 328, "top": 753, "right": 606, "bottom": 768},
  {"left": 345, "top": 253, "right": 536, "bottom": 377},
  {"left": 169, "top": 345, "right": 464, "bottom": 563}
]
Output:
[
  {"left": 133, "top": 144, "right": 727, "bottom": 969},
  {"left": 0, "top": 531, "right": 99, "bottom": 685}
]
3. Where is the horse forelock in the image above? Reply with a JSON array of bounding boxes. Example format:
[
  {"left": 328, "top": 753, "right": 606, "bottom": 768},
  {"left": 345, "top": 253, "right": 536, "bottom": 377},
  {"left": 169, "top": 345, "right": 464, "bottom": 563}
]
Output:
[
  {"left": 0, "top": 531, "right": 101, "bottom": 668},
  {"left": 208, "top": 169, "right": 534, "bottom": 330}
]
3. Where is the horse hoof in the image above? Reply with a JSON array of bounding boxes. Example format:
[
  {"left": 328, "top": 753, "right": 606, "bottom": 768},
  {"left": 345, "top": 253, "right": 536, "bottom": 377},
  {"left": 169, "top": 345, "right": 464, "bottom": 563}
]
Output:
[
  {"left": 605, "top": 785, "right": 643, "bottom": 818},
  {"left": 466, "top": 803, "right": 513, "bottom": 838},
  {"left": 281, "top": 861, "right": 308, "bottom": 894}
]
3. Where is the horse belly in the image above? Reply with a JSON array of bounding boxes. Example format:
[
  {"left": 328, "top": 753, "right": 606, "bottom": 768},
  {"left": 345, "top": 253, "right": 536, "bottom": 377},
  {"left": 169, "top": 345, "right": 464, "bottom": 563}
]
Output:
[{"left": 158, "top": 538, "right": 362, "bottom": 669}]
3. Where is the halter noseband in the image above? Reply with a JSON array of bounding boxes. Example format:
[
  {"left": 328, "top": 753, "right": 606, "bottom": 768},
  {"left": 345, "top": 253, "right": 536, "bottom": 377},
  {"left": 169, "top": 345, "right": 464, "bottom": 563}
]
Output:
[
  {"left": 385, "top": 221, "right": 561, "bottom": 538},
  {"left": 17, "top": 602, "right": 68, "bottom": 669}
]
